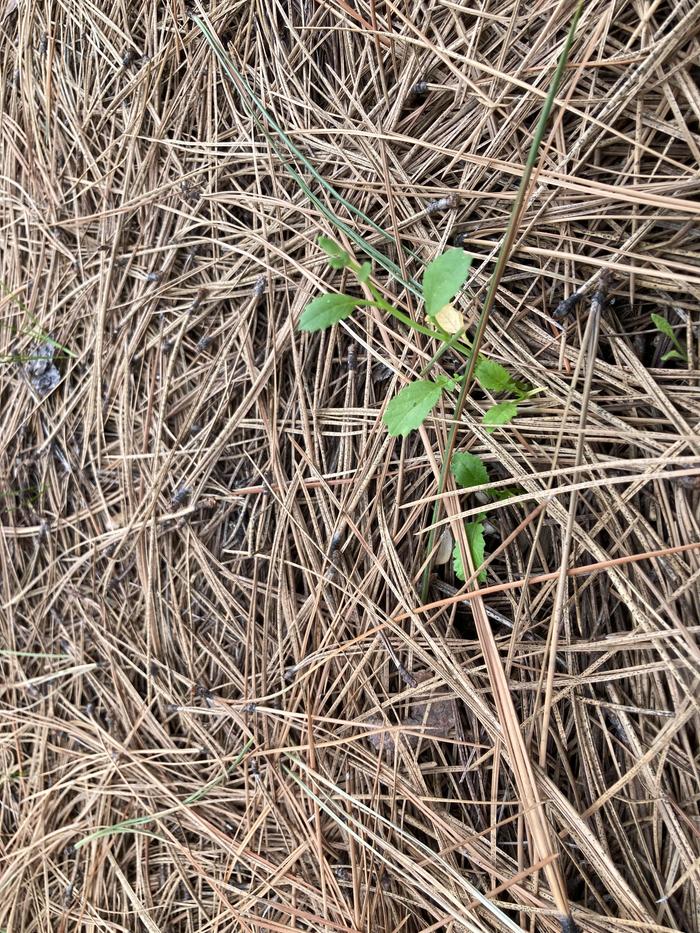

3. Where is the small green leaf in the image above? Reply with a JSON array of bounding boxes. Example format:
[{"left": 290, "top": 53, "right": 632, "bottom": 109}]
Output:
[
  {"left": 660, "top": 349, "right": 686, "bottom": 363},
  {"left": 483, "top": 401, "right": 518, "bottom": 431},
  {"left": 299, "top": 293, "right": 362, "bottom": 332},
  {"left": 474, "top": 357, "right": 517, "bottom": 394},
  {"left": 383, "top": 380, "right": 444, "bottom": 436},
  {"left": 318, "top": 236, "right": 350, "bottom": 269},
  {"left": 650, "top": 313, "right": 676, "bottom": 342},
  {"left": 491, "top": 487, "right": 517, "bottom": 501},
  {"left": 451, "top": 451, "right": 489, "bottom": 490},
  {"left": 423, "top": 249, "right": 473, "bottom": 317},
  {"left": 452, "top": 518, "right": 487, "bottom": 582},
  {"left": 357, "top": 262, "right": 372, "bottom": 283}
]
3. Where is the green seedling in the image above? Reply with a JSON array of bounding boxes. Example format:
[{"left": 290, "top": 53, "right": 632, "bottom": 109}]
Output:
[
  {"left": 448, "top": 450, "right": 520, "bottom": 582},
  {"left": 450, "top": 451, "right": 491, "bottom": 583},
  {"left": 651, "top": 313, "right": 687, "bottom": 364},
  {"left": 299, "top": 239, "right": 532, "bottom": 436}
]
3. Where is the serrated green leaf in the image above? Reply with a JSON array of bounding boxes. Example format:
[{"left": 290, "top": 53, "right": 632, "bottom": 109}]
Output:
[
  {"left": 474, "top": 357, "right": 517, "bottom": 394},
  {"left": 423, "top": 249, "right": 473, "bottom": 317},
  {"left": 660, "top": 349, "right": 686, "bottom": 363},
  {"left": 357, "top": 261, "right": 372, "bottom": 283},
  {"left": 383, "top": 380, "right": 444, "bottom": 437},
  {"left": 483, "top": 401, "right": 518, "bottom": 431},
  {"left": 299, "top": 293, "right": 361, "bottom": 332},
  {"left": 650, "top": 313, "right": 676, "bottom": 342},
  {"left": 452, "top": 518, "right": 487, "bottom": 582},
  {"left": 451, "top": 451, "right": 489, "bottom": 490}
]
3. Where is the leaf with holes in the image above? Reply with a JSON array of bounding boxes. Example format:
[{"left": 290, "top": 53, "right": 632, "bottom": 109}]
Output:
[
  {"left": 423, "top": 249, "right": 472, "bottom": 317},
  {"left": 299, "top": 294, "right": 365, "bottom": 332},
  {"left": 452, "top": 518, "right": 487, "bottom": 583},
  {"left": 383, "top": 379, "right": 444, "bottom": 437},
  {"left": 451, "top": 451, "right": 489, "bottom": 490}
]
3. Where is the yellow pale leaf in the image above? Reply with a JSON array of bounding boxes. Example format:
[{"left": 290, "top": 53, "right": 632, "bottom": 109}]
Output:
[
  {"left": 435, "top": 303, "right": 463, "bottom": 334},
  {"left": 435, "top": 527, "right": 453, "bottom": 565}
]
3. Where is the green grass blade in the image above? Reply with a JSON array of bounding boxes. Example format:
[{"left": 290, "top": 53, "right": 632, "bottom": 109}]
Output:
[{"left": 192, "top": 13, "right": 422, "bottom": 295}]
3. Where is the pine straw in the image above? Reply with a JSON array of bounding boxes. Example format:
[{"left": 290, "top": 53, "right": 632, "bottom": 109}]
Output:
[{"left": 1, "top": 1, "right": 699, "bottom": 931}]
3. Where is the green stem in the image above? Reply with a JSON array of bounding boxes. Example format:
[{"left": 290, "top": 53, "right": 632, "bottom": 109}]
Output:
[
  {"left": 420, "top": 329, "right": 467, "bottom": 376},
  {"left": 419, "top": 0, "right": 585, "bottom": 601},
  {"left": 366, "top": 285, "right": 437, "bottom": 338},
  {"left": 361, "top": 274, "right": 473, "bottom": 352}
]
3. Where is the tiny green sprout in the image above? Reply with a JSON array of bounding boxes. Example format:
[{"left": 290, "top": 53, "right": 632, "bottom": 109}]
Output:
[
  {"left": 300, "top": 239, "right": 479, "bottom": 435},
  {"left": 650, "top": 313, "right": 687, "bottom": 364},
  {"left": 300, "top": 237, "right": 530, "bottom": 440}
]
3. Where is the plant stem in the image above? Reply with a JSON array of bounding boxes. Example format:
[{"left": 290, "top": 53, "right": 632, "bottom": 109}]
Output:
[
  {"left": 420, "top": 329, "right": 467, "bottom": 376},
  {"left": 419, "top": 0, "right": 585, "bottom": 601}
]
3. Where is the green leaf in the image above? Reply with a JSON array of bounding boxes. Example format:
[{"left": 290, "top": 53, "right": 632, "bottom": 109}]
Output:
[
  {"left": 357, "top": 261, "right": 372, "bottom": 283},
  {"left": 423, "top": 249, "right": 473, "bottom": 317},
  {"left": 650, "top": 313, "right": 676, "bottom": 342},
  {"left": 452, "top": 518, "right": 487, "bottom": 583},
  {"left": 474, "top": 357, "right": 517, "bottom": 394},
  {"left": 482, "top": 401, "right": 518, "bottom": 431},
  {"left": 491, "top": 487, "right": 517, "bottom": 501},
  {"left": 660, "top": 349, "right": 686, "bottom": 363},
  {"left": 299, "top": 293, "right": 362, "bottom": 332},
  {"left": 451, "top": 451, "right": 489, "bottom": 490},
  {"left": 318, "top": 236, "right": 350, "bottom": 269},
  {"left": 383, "top": 380, "right": 444, "bottom": 437}
]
